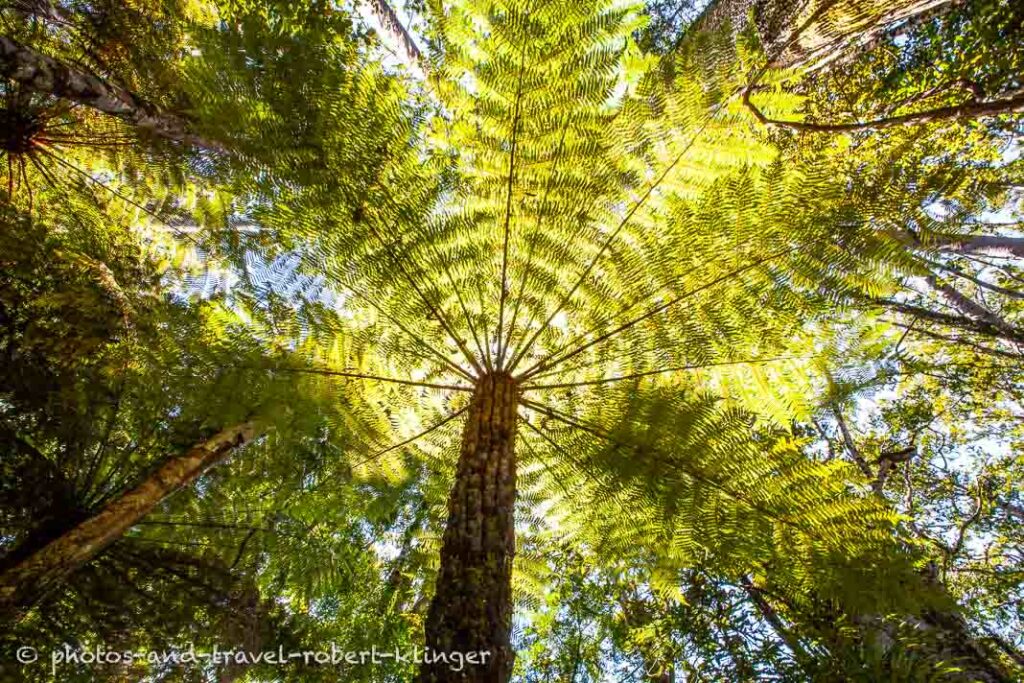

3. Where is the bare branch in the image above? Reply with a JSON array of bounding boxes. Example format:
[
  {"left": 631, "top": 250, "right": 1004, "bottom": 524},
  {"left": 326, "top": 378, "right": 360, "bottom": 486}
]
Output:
[
  {"left": 923, "top": 258, "right": 1024, "bottom": 301},
  {"left": 925, "top": 274, "right": 1019, "bottom": 336},
  {"left": 885, "top": 320, "right": 1024, "bottom": 361},
  {"left": 877, "top": 298, "right": 1024, "bottom": 346},
  {"left": 743, "top": 85, "right": 1024, "bottom": 133}
]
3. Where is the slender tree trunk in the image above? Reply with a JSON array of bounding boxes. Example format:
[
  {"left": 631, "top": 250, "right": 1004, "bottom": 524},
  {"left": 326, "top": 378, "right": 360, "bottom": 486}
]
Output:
[
  {"left": 935, "top": 234, "right": 1024, "bottom": 260},
  {"left": 420, "top": 374, "right": 519, "bottom": 683},
  {"left": 0, "top": 422, "right": 259, "bottom": 619},
  {"left": 925, "top": 275, "right": 1019, "bottom": 337},
  {"left": 692, "top": 0, "right": 954, "bottom": 70},
  {"left": 0, "top": 35, "right": 224, "bottom": 151},
  {"left": 365, "top": 0, "right": 424, "bottom": 69},
  {"left": 740, "top": 576, "right": 815, "bottom": 672},
  {"left": 763, "top": 0, "right": 955, "bottom": 70},
  {"left": 890, "top": 229, "right": 1024, "bottom": 259}
]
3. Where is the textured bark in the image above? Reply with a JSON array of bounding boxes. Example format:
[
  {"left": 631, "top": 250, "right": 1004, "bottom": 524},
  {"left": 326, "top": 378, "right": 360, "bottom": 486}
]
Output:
[
  {"left": 421, "top": 374, "right": 519, "bottom": 683},
  {"left": 692, "top": 0, "right": 955, "bottom": 70},
  {"left": 741, "top": 576, "right": 814, "bottom": 670},
  {"left": 0, "top": 35, "right": 224, "bottom": 151},
  {"left": 914, "top": 565, "right": 1013, "bottom": 683},
  {"left": 914, "top": 610, "right": 1012, "bottom": 682},
  {"left": 891, "top": 228, "right": 1024, "bottom": 260},
  {"left": 764, "top": 0, "right": 956, "bottom": 71},
  {"left": 0, "top": 422, "right": 258, "bottom": 618},
  {"left": 366, "top": 0, "right": 424, "bottom": 69},
  {"left": 811, "top": 595, "right": 1009, "bottom": 682},
  {"left": 925, "top": 275, "right": 1019, "bottom": 338},
  {"left": 936, "top": 234, "right": 1024, "bottom": 260}
]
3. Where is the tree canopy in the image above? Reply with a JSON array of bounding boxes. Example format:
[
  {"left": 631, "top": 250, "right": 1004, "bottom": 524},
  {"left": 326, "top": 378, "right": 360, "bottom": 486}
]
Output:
[{"left": 1, "top": 0, "right": 1022, "bottom": 681}]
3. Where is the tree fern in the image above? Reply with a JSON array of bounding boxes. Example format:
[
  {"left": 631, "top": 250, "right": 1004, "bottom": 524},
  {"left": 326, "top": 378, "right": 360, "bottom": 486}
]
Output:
[{"left": 3, "top": 0, "right": 1020, "bottom": 680}]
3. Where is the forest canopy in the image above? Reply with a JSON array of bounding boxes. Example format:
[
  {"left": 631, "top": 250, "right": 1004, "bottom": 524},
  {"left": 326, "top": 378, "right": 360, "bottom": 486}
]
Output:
[{"left": 0, "top": 0, "right": 1023, "bottom": 681}]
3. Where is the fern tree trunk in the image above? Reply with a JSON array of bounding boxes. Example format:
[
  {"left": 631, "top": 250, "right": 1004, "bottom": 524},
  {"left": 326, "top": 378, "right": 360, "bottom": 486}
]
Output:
[
  {"left": 420, "top": 373, "right": 519, "bottom": 683},
  {"left": 0, "top": 422, "right": 258, "bottom": 620},
  {"left": 0, "top": 35, "right": 224, "bottom": 151}
]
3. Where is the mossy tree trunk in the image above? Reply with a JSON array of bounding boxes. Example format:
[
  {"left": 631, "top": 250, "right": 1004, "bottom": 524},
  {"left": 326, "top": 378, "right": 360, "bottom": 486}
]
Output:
[
  {"left": 0, "top": 422, "right": 258, "bottom": 620},
  {"left": 420, "top": 373, "right": 519, "bottom": 682}
]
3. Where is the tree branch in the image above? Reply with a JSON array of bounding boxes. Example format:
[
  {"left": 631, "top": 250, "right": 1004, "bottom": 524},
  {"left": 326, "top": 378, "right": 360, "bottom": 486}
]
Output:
[
  {"left": 743, "top": 85, "right": 1024, "bottom": 133},
  {"left": 877, "top": 298, "right": 1024, "bottom": 346},
  {"left": 924, "top": 274, "right": 1019, "bottom": 337}
]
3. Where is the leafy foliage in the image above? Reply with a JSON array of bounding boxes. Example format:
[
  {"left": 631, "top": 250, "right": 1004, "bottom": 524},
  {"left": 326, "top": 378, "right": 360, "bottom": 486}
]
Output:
[{"left": 1, "top": 0, "right": 1022, "bottom": 680}]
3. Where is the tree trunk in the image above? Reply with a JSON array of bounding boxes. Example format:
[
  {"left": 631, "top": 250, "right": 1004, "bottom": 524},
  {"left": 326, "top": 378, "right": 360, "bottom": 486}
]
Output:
[
  {"left": 740, "top": 576, "right": 815, "bottom": 672},
  {"left": 763, "top": 0, "right": 955, "bottom": 71},
  {"left": 925, "top": 275, "right": 1019, "bottom": 337},
  {"left": 890, "top": 229, "right": 1024, "bottom": 260},
  {"left": 692, "top": 0, "right": 954, "bottom": 70},
  {"left": 365, "top": 0, "right": 424, "bottom": 69},
  {"left": 910, "top": 563, "right": 1013, "bottom": 683},
  {"left": 0, "top": 35, "right": 224, "bottom": 151},
  {"left": 420, "top": 373, "right": 519, "bottom": 683},
  {"left": 0, "top": 422, "right": 258, "bottom": 619},
  {"left": 915, "top": 607, "right": 1013, "bottom": 683},
  {"left": 935, "top": 234, "right": 1024, "bottom": 260}
]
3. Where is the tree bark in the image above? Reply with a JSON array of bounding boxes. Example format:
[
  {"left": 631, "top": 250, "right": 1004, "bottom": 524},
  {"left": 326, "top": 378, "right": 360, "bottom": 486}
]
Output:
[
  {"left": 740, "top": 576, "right": 815, "bottom": 672},
  {"left": 365, "top": 0, "right": 424, "bottom": 70},
  {"left": 890, "top": 227, "right": 1024, "bottom": 262},
  {"left": 0, "top": 422, "right": 259, "bottom": 619},
  {"left": 0, "top": 35, "right": 224, "bottom": 151},
  {"left": 691, "top": 0, "right": 954, "bottom": 71},
  {"left": 934, "top": 234, "right": 1024, "bottom": 260},
  {"left": 914, "top": 564, "right": 1014, "bottom": 683},
  {"left": 925, "top": 275, "right": 1019, "bottom": 338},
  {"left": 420, "top": 373, "right": 519, "bottom": 683},
  {"left": 878, "top": 299, "right": 1024, "bottom": 346},
  {"left": 762, "top": 0, "right": 956, "bottom": 71}
]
